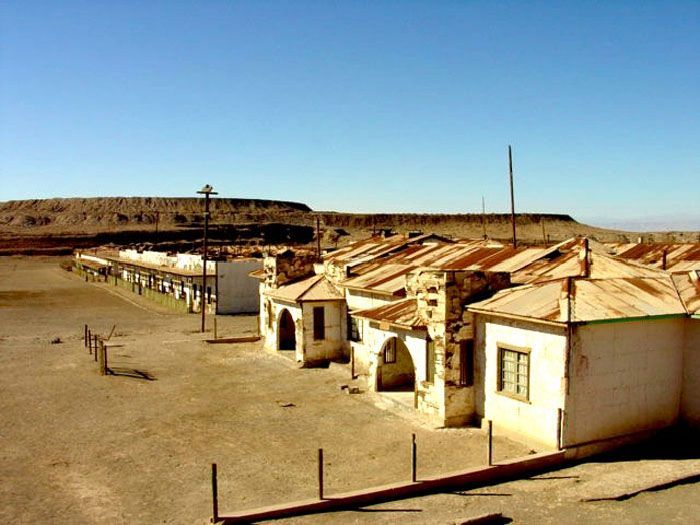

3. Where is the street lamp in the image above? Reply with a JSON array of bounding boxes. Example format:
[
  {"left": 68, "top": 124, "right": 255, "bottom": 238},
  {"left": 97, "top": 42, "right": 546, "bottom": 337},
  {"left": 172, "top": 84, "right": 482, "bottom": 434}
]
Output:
[{"left": 197, "top": 184, "right": 218, "bottom": 332}]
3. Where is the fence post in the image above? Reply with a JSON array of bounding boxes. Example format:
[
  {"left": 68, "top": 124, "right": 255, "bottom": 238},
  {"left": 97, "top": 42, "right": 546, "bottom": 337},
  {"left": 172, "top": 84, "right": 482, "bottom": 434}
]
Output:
[
  {"left": 211, "top": 463, "right": 219, "bottom": 523},
  {"left": 214, "top": 317, "right": 218, "bottom": 340},
  {"left": 94, "top": 335, "right": 98, "bottom": 362},
  {"left": 411, "top": 433, "right": 417, "bottom": 482},
  {"left": 486, "top": 419, "right": 493, "bottom": 466},
  {"left": 84, "top": 324, "right": 88, "bottom": 347},
  {"left": 98, "top": 341, "right": 104, "bottom": 375},
  {"left": 318, "top": 448, "right": 324, "bottom": 500},
  {"left": 88, "top": 329, "right": 92, "bottom": 355}
]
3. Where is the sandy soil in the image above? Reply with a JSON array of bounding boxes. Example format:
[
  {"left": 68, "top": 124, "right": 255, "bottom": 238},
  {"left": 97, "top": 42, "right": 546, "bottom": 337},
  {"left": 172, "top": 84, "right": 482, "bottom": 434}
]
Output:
[{"left": 0, "top": 257, "right": 531, "bottom": 524}]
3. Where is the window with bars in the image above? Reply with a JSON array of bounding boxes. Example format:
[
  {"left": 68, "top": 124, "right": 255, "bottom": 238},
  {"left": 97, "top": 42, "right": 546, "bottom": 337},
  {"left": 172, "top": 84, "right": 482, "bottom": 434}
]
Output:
[
  {"left": 498, "top": 346, "right": 529, "bottom": 400},
  {"left": 459, "top": 340, "right": 474, "bottom": 387},
  {"left": 383, "top": 338, "right": 397, "bottom": 363}
]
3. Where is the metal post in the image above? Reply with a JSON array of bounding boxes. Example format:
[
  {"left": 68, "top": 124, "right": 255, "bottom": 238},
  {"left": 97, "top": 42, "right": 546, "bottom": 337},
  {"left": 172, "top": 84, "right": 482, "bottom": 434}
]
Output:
[
  {"left": 411, "top": 433, "right": 417, "bottom": 482},
  {"left": 508, "top": 145, "right": 517, "bottom": 248},
  {"left": 211, "top": 463, "right": 219, "bottom": 523},
  {"left": 486, "top": 419, "right": 493, "bottom": 466},
  {"left": 318, "top": 448, "right": 324, "bottom": 500}
]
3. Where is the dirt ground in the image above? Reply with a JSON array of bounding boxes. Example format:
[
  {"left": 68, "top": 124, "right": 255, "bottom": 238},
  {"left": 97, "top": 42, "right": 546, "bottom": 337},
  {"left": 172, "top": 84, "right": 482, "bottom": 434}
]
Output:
[{"left": 1, "top": 257, "right": 532, "bottom": 524}]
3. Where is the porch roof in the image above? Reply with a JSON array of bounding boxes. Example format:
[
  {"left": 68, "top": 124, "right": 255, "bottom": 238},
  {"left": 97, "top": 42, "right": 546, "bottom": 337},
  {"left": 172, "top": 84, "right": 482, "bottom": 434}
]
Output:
[{"left": 353, "top": 298, "right": 426, "bottom": 330}]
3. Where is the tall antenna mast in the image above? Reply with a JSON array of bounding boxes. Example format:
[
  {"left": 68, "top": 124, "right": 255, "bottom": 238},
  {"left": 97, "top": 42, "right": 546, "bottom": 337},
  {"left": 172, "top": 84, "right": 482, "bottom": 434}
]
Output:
[{"left": 509, "top": 145, "right": 517, "bottom": 248}]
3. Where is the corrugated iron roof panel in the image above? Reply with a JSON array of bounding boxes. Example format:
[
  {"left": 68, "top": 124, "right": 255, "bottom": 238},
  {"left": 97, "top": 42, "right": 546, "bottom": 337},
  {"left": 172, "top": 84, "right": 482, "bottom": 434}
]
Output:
[{"left": 353, "top": 298, "right": 426, "bottom": 329}]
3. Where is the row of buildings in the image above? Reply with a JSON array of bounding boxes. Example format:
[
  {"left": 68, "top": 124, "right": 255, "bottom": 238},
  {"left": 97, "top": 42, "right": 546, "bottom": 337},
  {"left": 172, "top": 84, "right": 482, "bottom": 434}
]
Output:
[
  {"left": 253, "top": 234, "right": 700, "bottom": 452},
  {"left": 75, "top": 249, "right": 261, "bottom": 315}
]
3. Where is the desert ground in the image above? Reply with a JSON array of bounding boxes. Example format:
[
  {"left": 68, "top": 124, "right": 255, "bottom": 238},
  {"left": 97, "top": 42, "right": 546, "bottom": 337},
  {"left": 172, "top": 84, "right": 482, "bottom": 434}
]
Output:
[{"left": 2, "top": 257, "right": 699, "bottom": 524}]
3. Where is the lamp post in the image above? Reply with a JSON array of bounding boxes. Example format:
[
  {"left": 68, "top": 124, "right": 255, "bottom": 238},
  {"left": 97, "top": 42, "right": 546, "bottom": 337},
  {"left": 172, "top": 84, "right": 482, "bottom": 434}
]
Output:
[{"left": 197, "top": 184, "right": 218, "bottom": 332}]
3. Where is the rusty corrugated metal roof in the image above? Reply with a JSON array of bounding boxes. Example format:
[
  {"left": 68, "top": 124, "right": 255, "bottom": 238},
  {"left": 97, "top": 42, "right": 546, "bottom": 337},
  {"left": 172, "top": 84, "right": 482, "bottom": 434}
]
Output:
[
  {"left": 608, "top": 242, "right": 700, "bottom": 272},
  {"left": 267, "top": 274, "right": 344, "bottom": 303},
  {"left": 353, "top": 298, "right": 426, "bottom": 329},
  {"left": 468, "top": 276, "right": 687, "bottom": 323},
  {"left": 672, "top": 271, "right": 700, "bottom": 315},
  {"left": 342, "top": 263, "right": 412, "bottom": 296}
]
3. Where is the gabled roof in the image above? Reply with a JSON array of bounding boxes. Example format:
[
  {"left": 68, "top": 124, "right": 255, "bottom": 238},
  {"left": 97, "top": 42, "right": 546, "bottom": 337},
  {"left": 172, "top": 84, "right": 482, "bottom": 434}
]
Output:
[
  {"left": 468, "top": 277, "right": 688, "bottom": 324},
  {"left": 513, "top": 250, "right": 664, "bottom": 284},
  {"left": 353, "top": 298, "right": 426, "bottom": 330},
  {"left": 341, "top": 263, "right": 413, "bottom": 296},
  {"left": 266, "top": 274, "right": 344, "bottom": 303}
]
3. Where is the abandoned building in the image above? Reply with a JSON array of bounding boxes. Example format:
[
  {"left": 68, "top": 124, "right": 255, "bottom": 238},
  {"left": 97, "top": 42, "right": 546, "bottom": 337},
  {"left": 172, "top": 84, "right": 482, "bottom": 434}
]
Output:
[
  {"left": 255, "top": 234, "right": 700, "bottom": 450},
  {"left": 75, "top": 249, "right": 262, "bottom": 314}
]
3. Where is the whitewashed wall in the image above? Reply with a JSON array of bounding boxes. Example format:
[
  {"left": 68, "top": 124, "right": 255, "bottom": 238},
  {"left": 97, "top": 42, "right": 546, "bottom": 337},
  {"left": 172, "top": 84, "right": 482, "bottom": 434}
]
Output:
[
  {"left": 681, "top": 318, "right": 700, "bottom": 427},
  {"left": 216, "top": 259, "right": 262, "bottom": 314},
  {"left": 566, "top": 318, "right": 685, "bottom": 446},
  {"left": 345, "top": 289, "right": 397, "bottom": 312},
  {"left": 301, "top": 301, "right": 346, "bottom": 362},
  {"left": 477, "top": 315, "right": 568, "bottom": 449}
]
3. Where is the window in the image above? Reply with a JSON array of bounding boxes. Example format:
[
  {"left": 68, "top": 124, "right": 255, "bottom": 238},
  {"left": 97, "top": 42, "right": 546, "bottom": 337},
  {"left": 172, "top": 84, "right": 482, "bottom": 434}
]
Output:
[
  {"left": 498, "top": 346, "right": 529, "bottom": 399},
  {"left": 459, "top": 340, "right": 474, "bottom": 387},
  {"left": 347, "top": 314, "right": 361, "bottom": 342},
  {"left": 426, "top": 339, "right": 435, "bottom": 383},
  {"left": 383, "top": 339, "right": 397, "bottom": 364},
  {"left": 313, "top": 306, "right": 325, "bottom": 340}
]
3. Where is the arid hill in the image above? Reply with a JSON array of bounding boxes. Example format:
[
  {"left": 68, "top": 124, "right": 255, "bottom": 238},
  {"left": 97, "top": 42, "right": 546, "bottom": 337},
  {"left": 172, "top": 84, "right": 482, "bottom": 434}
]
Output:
[{"left": 0, "top": 197, "right": 696, "bottom": 255}]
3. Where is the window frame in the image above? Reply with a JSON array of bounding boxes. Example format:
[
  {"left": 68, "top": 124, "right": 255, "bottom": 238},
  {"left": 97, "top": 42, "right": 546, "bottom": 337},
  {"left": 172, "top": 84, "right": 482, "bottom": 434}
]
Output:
[{"left": 497, "top": 344, "right": 531, "bottom": 401}]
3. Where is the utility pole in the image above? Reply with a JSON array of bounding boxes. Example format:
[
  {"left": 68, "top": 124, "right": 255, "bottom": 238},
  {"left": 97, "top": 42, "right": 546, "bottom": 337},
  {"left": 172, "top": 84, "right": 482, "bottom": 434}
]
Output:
[
  {"left": 508, "top": 145, "right": 517, "bottom": 248},
  {"left": 316, "top": 216, "right": 321, "bottom": 262},
  {"left": 481, "top": 196, "right": 487, "bottom": 239},
  {"left": 197, "top": 184, "right": 218, "bottom": 333}
]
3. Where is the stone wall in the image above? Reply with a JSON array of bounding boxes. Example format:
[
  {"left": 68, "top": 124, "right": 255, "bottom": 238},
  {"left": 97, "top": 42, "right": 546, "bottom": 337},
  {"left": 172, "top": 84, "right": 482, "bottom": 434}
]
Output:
[
  {"left": 263, "top": 250, "right": 316, "bottom": 289},
  {"left": 407, "top": 269, "right": 511, "bottom": 426}
]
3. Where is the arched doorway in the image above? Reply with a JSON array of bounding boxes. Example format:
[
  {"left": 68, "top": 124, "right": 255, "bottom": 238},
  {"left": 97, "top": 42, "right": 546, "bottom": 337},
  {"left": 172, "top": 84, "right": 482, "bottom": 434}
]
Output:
[
  {"left": 377, "top": 337, "right": 415, "bottom": 391},
  {"left": 278, "top": 309, "right": 296, "bottom": 351}
]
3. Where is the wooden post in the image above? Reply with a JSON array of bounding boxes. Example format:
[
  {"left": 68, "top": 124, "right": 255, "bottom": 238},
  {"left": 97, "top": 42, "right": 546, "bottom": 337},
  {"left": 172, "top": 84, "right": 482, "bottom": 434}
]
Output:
[
  {"left": 411, "top": 433, "right": 417, "bottom": 482},
  {"left": 508, "top": 145, "right": 517, "bottom": 248},
  {"left": 94, "top": 335, "right": 98, "bottom": 362},
  {"left": 103, "top": 344, "right": 109, "bottom": 375},
  {"left": 214, "top": 317, "right": 218, "bottom": 340},
  {"left": 486, "top": 419, "right": 493, "bottom": 466},
  {"left": 316, "top": 216, "right": 321, "bottom": 262},
  {"left": 84, "top": 324, "right": 88, "bottom": 347},
  {"left": 318, "top": 448, "right": 324, "bottom": 500},
  {"left": 350, "top": 346, "right": 355, "bottom": 380},
  {"left": 211, "top": 463, "right": 219, "bottom": 523},
  {"left": 98, "top": 341, "right": 106, "bottom": 375},
  {"left": 557, "top": 408, "right": 563, "bottom": 451},
  {"left": 88, "top": 329, "right": 92, "bottom": 355}
]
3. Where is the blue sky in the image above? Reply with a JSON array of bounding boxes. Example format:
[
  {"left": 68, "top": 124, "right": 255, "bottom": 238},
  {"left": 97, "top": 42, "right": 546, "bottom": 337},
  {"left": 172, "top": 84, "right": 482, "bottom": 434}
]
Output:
[{"left": 1, "top": 1, "right": 698, "bottom": 229}]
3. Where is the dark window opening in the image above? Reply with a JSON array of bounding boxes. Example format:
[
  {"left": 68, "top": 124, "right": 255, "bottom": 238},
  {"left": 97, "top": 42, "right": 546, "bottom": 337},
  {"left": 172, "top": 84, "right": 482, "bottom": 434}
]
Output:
[
  {"left": 459, "top": 340, "right": 474, "bottom": 387},
  {"left": 313, "top": 306, "right": 325, "bottom": 340}
]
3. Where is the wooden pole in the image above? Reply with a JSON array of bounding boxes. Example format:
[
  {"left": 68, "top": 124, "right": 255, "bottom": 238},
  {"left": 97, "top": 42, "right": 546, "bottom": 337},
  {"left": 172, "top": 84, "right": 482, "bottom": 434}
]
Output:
[
  {"left": 316, "top": 216, "right": 321, "bottom": 262},
  {"left": 84, "top": 324, "right": 88, "bottom": 348},
  {"left": 318, "top": 448, "right": 324, "bottom": 500},
  {"left": 94, "top": 335, "right": 98, "bottom": 362},
  {"left": 508, "top": 145, "right": 517, "bottom": 248},
  {"left": 211, "top": 463, "right": 219, "bottom": 523},
  {"left": 214, "top": 317, "right": 218, "bottom": 340},
  {"left": 98, "top": 341, "right": 106, "bottom": 376},
  {"left": 411, "top": 433, "right": 417, "bottom": 482},
  {"left": 88, "top": 329, "right": 92, "bottom": 355},
  {"left": 486, "top": 419, "right": 493, "bottom": 466},
  {"left": 481, "top": 196, "right": 487, "bottom": 239},
  {"left": 201, "top": 192, "right": 211, "bottom": 333}
]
